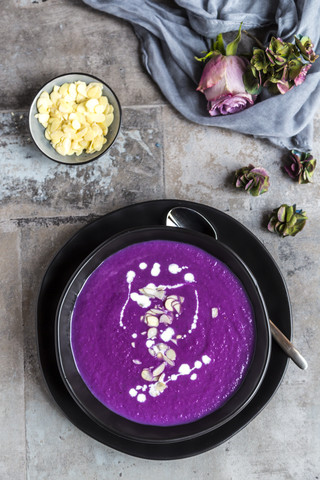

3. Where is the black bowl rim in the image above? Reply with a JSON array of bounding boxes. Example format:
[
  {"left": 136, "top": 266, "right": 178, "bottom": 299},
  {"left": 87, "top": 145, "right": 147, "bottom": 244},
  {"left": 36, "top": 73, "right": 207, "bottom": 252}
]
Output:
[
  {"left": 28, "top": 72, "right": 122, "bottom": 166},
  {"left": 55, "top": 225, "right": 271, "bottom": 443}
]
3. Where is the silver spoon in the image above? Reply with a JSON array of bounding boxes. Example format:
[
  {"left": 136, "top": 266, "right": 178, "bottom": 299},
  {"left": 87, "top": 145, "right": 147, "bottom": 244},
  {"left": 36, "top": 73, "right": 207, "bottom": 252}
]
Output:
[{"left": 166, "top": 206, "right": 308, "bottom": 370}]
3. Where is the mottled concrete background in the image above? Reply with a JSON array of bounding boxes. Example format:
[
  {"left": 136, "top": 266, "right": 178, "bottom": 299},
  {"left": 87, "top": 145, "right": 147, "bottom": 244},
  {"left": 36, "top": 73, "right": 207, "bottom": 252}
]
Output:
[{"left": 1, "top": 1, "right": 319, "bottom": 479}]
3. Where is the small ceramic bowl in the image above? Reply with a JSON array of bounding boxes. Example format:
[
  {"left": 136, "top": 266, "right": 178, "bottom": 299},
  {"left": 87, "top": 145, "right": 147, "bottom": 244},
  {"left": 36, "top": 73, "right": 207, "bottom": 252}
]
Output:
[{"left": 29, "top": 73, "right": 121, "bottom": 165}]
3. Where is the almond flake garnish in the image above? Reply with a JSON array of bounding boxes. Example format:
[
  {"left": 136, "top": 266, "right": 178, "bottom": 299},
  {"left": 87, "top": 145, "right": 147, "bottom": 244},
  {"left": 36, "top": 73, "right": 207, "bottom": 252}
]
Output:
[
  {"left": 164, "top": 295, "right": 184, "bottom": 313},
  {"left": 165, "top": 348, "right": 176, "bottom": 361},
  {"left": 155, "top": 381, "right": 167, "bottom": 393},
  {"left": 141, "top": 368, "right": 154, "bottom": 382},
  {"left": 172, "top": 301, "right": 182, "bottom": 314},
  {"left": 139, "top": 286, "right": 166, "bottom": 300},
  {"left": 149, "top": 308, "right": 164, "bottom": 315},
  {"left": 164, "top": 296, "right": 175, "bottom": 312},
  {"left": 147, "top": 327, "right": 158, "bottom": 338},
  {"left": 145, "top": 314, "right": 159, "bottom": 327},
  {"left": 159, "top": 313, "right": 173, "bottom": 325},
  {"left": 152, "top": 362, "right": 166, "bottom": 377},
  {"left": 149, "top": 381, "right": 167, "bottom": 397},
  {"left": 211, "top": 308, "right": 218, "bottom": 318}
]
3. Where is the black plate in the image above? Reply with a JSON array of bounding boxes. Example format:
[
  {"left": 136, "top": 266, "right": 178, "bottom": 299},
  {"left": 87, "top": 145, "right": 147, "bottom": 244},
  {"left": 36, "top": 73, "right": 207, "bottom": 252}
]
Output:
[{"left": 37, "top": 199, "right": 291, "bottom": 460}]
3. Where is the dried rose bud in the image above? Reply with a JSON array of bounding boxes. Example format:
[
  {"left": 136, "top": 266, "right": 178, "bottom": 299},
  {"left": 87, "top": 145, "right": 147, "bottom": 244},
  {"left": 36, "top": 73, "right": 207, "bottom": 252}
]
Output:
[
  {"left": 284, "top": 150, "right": 317, "bottom": 184},
  {"left": 267, "top": 204, "right": 307, "bottom": 237},
  {"left": 234, "top": 164, "right": 270, "bottom": 196},
  {"left": 196, "top": 24, "right": 256, "bottom": 116}
]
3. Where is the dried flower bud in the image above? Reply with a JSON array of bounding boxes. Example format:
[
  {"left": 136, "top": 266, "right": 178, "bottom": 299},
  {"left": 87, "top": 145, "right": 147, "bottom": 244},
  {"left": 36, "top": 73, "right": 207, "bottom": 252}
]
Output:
[
  {"left": 234, "top": 164, "right": 270, "bottom": 196},
  {"left": 243, "top": 34, "right": 318, "bottom": 95},
  {"left": 267, "top": 204, "right": 307, "bottom": 237},
  {"left": 284, "top": 150, "right": 317, "bottom": 184},
  {"left": 295, "top": 35, "right": 319, "bottom": 63}
]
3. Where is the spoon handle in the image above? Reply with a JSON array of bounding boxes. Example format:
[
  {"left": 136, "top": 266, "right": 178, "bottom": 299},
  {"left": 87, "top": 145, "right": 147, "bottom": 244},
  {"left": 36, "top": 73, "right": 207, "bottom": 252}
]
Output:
[{"left": 269, "top": 320, "right": 308, "bottom": 370}]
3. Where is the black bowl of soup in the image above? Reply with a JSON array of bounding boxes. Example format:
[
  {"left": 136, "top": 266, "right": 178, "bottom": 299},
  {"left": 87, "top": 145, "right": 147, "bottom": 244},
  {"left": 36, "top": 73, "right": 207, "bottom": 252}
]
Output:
[{"left": 55, "top": 226, "right": 271, "bottom": 443}]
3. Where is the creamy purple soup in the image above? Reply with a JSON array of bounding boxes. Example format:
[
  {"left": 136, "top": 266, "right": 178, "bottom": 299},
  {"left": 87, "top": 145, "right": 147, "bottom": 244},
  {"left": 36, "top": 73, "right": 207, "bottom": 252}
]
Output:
[{"left": 71, "top": 240, "right": 255, "bottom": 426}]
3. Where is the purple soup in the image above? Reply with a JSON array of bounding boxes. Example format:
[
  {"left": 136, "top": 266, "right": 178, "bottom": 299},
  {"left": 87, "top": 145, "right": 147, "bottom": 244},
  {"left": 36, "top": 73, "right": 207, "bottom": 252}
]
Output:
[{"left": 71, "top": 240, "right": 255, "bottom": 426}]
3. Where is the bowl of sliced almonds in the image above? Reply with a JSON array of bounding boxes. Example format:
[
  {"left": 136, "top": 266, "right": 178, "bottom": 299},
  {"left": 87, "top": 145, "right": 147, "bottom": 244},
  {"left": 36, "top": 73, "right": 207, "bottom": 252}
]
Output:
[{"left": 29, "top": 73, "right": 121, "bottom": 165}]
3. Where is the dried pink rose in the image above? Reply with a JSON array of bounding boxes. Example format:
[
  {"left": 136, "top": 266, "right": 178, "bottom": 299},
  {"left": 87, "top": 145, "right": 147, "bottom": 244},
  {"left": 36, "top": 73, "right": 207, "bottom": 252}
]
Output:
[{"left": 197, "top": 54, "right": 256, "bottom": 116}]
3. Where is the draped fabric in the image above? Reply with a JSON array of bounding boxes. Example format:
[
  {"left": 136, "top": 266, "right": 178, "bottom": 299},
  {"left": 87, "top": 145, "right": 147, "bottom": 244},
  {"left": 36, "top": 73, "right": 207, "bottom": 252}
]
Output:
[{"left": 83, "top": 0, "right": 320, "bottom": 150}]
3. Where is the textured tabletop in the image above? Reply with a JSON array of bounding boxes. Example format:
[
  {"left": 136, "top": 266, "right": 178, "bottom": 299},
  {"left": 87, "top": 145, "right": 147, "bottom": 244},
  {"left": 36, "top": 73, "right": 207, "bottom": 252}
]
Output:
[{"left": 0, "top": 1, "right": 319, "bottom": 479}]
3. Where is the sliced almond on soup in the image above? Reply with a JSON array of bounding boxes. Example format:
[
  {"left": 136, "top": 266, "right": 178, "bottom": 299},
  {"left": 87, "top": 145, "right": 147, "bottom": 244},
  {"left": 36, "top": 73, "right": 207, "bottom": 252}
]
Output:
[
  {"left": 153, "top": 288, "right": 166, "bottom": 300},
  {"left": 172, "top": 300, "right": 182, "bottom": 314},
  {"left": 159, "top": 314, "right": 173, "bottom": 324},
  {"left": 165, "top": 348, "right": 176, "bottom": 361},
  {"left": 141, "top": 368, "right": 154, "bottom": 382},
  {"left": 152, "top": 362, "right": 166, "bottom": 377},
  {"left": 164, "top": 294, "right": 183, "bottom": 312},
  {"left": 147, "top": 327, "right": 158, "bottom": 338},
  {"left": 164, "top": 357, "right": 175, "bottom": 367},
  {"left": 139, "top": 286, "right": 166, "bottom": 300},
  {"left": 155, "top": 381, "right": 167, "bottom": 393},
  {"left": 164, "top": 296, "right": 175, "bottom": 311},
  {"left": 139, "top": 286, "right": 158, "bottom": 297},
  {"left": 145, "top": 314, "right": 159, "bottom": 327},
  {"left": 149, "top": 308, "right": 164, "bottom": 315}
]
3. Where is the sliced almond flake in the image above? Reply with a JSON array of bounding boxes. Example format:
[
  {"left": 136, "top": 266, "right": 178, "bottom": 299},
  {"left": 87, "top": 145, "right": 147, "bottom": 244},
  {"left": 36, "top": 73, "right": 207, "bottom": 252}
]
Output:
[
  {"left": 159, "top": 373, "right": 165, "bottom": 383},
  {"left": 132, "top": 359, "right": 142, "bottom": 365},
  {"left": 139, "top": 286, "right": 166, "bottom": 300},
  {"left": 145, "top": 315, "right": 159, "bottom": 327},
  {"left": 141, "top": 368, "right": 154, "bottom": 382},
  {"left": 164, "top": 297, "right": 174, "bottom": 311},
  {"left": 139, "top": 286, "right": 157, "bottom": 297},
  {"left": 159, "top": 314, "right": 173, "bottom": 324},
  {"left": 166, "top": 348, "right": 176, "bottom": 361},
  {"left": 172, "top": 301, "right": 182, "bottom": 314},
  {"left": 147, "top": 327, "right": 158, "bottom": 338},
  {"left": 156, "top": 343, "right": 169, "bottom": 352},
  {"left": 155, "top": 381, "right": 167, "bottom": 393},
  {"left": 153, "top": 289, "right": 166, "bottom": 300},
  {"left": 211, "top": 308, "right": 218, "bottom": 318},
  {"left": 171, "top": 338, "right": 178, "bottom": 346},
  {"left": 152, "top": 362, "right": 166, "bottom": 377},
  {"left": 148, "top": 348, "right": 156, "bottom": 357},
  {"left": 149, "top": 308, "right": 164, "bottom": 315},
  {"left": 164, "top": 356, "right": 175, "bottom": 366}
]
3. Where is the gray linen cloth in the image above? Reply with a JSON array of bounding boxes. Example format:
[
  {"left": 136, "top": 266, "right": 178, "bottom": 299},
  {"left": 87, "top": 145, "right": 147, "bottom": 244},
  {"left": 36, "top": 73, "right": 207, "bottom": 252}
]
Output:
[{"left": 83, "top": 0, "right": 320, "bottom": 150}]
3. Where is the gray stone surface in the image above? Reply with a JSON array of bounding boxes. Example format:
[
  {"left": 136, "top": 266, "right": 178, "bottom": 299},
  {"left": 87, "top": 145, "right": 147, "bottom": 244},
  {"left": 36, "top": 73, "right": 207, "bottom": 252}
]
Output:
[
  {"left": 0, "top": 224, "right": 26, "bottom": 480},
  {"left": 0, "top": 1, "right": 319, "bottom": 479}
]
